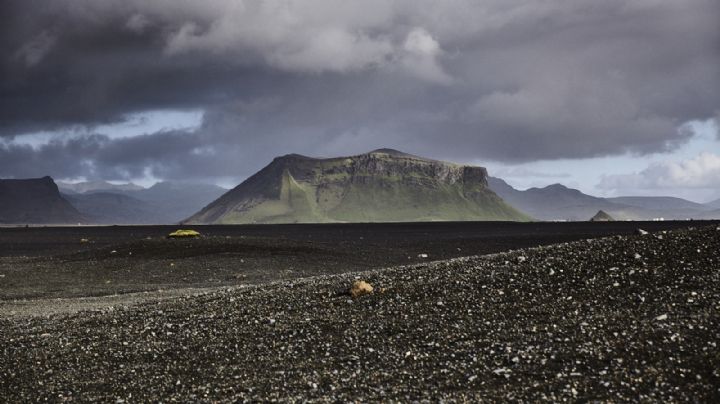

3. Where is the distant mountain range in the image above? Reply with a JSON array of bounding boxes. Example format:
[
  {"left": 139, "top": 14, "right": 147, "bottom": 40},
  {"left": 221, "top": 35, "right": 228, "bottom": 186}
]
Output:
[
  {"left": 185, "top": 149, "right": 528, "bottom": 224},
  {"left": 2, "top": 149, "right": 719, "bottom": 224},
  {"left": 62, "top": 192, "right": 159, "bottom": 224},
  {"left": 0, "top": 177, "right": 85, "bottom": 224},
  {"left": 488, "top": 177, "right": 720, "bottom": 221},
  {"left": 58, "top": 181, "right": 227, "bottom": 224},
  {"left": 57, "top": 180, "right": 145, "bottom": 194},
  {"left": 706, "top": 198, "right": 720, "bottom": 210}
]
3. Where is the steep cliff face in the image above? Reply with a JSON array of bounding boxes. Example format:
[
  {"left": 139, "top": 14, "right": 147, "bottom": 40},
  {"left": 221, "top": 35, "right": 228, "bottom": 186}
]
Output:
[
  {"left": 185, "top": 149, "right": 529, "bottom": 224},
  {"left": 0, "top": 176, "right": 86, "bottom": 224}
]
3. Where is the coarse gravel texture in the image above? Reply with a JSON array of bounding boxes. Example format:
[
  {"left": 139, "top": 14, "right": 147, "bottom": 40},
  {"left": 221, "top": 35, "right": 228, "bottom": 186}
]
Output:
[
  {"left": 1, "top": 225, "right": 719, "bottom": 401},
  {"left": 0, "top": 221, "right": 707, "bottom": 302}
]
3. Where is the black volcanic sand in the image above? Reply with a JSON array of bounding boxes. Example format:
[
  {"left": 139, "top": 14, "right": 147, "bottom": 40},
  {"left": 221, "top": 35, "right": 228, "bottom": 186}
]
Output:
[
  {"left": 1, "top": 225, "right": 719, "bottom": 401},
  {"left": 0, "top": 221, "right": 714, "bottom": 301}
]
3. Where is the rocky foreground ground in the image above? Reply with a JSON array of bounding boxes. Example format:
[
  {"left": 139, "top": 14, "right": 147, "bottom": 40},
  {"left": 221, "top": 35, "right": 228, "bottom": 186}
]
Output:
[{"left": 1, "top": 225, "right": 719, "bottom": 401}]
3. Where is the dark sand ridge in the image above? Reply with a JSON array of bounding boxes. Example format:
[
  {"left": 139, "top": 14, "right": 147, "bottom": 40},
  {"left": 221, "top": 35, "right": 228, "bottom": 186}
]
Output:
[{"left": 1, "top": 225, "right": 718, "bottom": 401}]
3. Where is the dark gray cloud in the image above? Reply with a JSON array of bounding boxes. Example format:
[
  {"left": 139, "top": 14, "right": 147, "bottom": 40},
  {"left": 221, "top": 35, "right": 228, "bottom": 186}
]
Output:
[{"left": 1, "top": 0, "right": 718, "bottom": 181}]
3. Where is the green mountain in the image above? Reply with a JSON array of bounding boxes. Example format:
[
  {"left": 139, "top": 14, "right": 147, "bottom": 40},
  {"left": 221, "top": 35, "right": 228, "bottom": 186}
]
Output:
[{"left": 185, "top": 149, "right": 530, "bottom": 224}]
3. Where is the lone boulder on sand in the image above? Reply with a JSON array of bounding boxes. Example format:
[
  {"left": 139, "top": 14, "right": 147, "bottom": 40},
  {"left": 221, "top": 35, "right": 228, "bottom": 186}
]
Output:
[
  {"left": 349, "top": 280, "right": 374, "bottom": 298},
  {"left": 589, "top": 210, "right": 615, "bottom": 222}
]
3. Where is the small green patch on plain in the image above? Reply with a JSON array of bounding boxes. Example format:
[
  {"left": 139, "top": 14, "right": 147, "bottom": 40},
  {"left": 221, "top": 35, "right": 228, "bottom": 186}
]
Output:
[{"left": 167, "top": 229, "right": 201, "bottom": 238}]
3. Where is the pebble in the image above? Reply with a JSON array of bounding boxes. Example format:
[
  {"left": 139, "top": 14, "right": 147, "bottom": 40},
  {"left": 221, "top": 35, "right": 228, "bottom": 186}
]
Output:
[{"left": 349, "top": 280, "right": 374, "bottom": 298}]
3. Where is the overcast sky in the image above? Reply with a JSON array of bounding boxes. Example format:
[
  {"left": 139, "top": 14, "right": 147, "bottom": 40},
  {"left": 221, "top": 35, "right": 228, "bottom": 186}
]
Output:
[{"left": 1, "top": 0, "right": 719, "bottom": 201}]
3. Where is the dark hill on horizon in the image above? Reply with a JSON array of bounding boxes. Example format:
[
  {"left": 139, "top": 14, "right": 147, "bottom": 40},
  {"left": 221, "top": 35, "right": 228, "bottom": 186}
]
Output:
[
  {"left": 0, "top": 177, "right": 86, "bottom": 224},
  {"left": 185, "top": 149, "right": 529, "bottom": 224}
]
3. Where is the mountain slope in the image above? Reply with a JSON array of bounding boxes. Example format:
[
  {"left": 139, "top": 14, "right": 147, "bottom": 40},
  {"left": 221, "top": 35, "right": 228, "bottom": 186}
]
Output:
[
  {"left": 62, "top": 192, "right": 159, "bottom": 224},
  {"left": 705, "top": 198, "right": 720, "bottom": 210},
  {"left": 186, "top": 149, "right": 529, "bottom": 224},
  {"left": 0, "top": 177, "right": 86, "bottom": 224},
  {"left": 130, "top": 182, "right": 228, "bottom": 222},
  {"left": 488, "top": 177, "right": 621, "bottom": 221},
  {"left": 488, "top": 178, "right": 719, "bottom": 221},
  {"left": 59, "top": 181, "right": 227, "bottom": 224}
]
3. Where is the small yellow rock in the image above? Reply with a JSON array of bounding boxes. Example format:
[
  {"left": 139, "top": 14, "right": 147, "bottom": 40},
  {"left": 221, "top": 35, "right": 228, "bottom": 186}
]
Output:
[
  {"left": 167, "top": 229, "right": 201, "bottom": 238},
  {"left": 350, "top": 280, "right": 374, "bottom": 298}
]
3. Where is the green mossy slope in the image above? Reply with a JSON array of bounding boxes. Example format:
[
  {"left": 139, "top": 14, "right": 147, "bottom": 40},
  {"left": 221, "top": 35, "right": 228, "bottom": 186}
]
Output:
[{"left": 186, "top": 150, "right": 530, "bottom": 224}]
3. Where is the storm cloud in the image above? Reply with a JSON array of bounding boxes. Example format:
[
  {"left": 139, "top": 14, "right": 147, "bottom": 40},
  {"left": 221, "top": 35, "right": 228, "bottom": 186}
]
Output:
[{"left": 1, "top": 0, "right": 719, "bottom": 181}]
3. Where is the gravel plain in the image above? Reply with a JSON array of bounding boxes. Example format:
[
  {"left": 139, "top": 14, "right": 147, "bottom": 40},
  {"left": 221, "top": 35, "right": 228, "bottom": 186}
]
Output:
[
  {"left": 0, "top": 221, "right": 704, "bottom": 302},
  {"left": 1, "top": 224, "right": 719, "bottom": 401}
]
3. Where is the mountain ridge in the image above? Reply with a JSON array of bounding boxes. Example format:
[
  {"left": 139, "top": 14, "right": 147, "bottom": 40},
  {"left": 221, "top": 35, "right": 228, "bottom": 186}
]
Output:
[
  {"left": 0, "top": 176, "right": 86, "bottom": 224},
  {"left": 57, "top": 180, "right": 144, "bottom": 194},
  {"left": 61, "top": 181, "right": 227, "bottom": 224},
  {"left": 705, "top": 198, "right": 720, "bottom": 210},
  {"left": 488, "top": 177, "right": 719, "bottom": 221},
  {"left": 185, "top": 150, "right": 528, "bottom": 224}
]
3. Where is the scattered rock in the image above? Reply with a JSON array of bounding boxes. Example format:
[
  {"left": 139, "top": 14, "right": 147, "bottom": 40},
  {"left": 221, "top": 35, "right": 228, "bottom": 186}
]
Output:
[
  {"left": 349, "top": 280, "right": 374, "bottom": 298},
  {"left": 636, "top": 229, "right": 649, "bottom": 236},
  {"left": 590, "top": 210, "right": 615, "bottom": 222},
  {"left": 417, "top": 253, "right": 429, "bottom": 259},
  {"left": 493, "top": 368, "right": 511, "bottom": 377},
  {"left": 2, "top": 224, "right": 719, "bottom": 402},
  {"left": 167, "top": 229, "right": 201, "bottom": 239}
]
